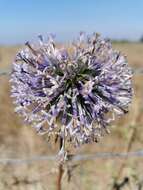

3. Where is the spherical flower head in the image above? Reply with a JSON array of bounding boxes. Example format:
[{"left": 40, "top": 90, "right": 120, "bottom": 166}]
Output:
[{"left": 10, "top": 33, "right": 133, "bottom": 147}]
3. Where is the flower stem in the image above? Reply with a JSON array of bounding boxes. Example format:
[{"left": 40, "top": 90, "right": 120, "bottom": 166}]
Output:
[{"left": 57, "top": 137, "right": 64, "bottom": 190}]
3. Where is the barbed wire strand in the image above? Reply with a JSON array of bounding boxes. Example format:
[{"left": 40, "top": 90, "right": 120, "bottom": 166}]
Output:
[
  {"left": 0, "top": 70, "right": 11, "bottom": 76},
  {"left": 0, "top": 150, "right": 143, "bottom": 165},
  {"left": 0, "top": 68, "right": 143, "bottom": 77}
]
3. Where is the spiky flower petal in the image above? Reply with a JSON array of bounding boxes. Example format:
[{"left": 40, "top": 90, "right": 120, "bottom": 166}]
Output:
[{"left": 10, "top": 33, "right": 133, "bottom": 146}]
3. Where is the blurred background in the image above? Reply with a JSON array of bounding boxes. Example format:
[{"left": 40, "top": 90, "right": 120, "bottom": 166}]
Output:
[{"left": 0, "top": 0, "right": 143, "bottom": 189}]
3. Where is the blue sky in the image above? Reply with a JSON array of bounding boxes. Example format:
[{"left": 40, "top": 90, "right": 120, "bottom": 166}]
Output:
[{"left": 0, "top": 0, "right": 143, "bottom": 44}]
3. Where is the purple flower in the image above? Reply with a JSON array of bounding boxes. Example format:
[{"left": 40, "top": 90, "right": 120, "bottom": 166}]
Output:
[{"left": 10, "top": 33, "right": 133, "bottom": 146}]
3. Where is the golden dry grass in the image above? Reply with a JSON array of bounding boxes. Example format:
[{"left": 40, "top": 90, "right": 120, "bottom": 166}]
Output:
[{"left": 0, "top": 43, "right": 143, "bottom": 190}]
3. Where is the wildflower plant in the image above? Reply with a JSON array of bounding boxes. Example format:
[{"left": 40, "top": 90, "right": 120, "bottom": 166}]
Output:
[{"left": 10, "top": 33, "right": 133, "bottom": 155}]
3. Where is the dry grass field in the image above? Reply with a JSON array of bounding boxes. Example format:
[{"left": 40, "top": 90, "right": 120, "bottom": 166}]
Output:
[{"left": 0, "top": 43, "right": 143, "bottom": 190}]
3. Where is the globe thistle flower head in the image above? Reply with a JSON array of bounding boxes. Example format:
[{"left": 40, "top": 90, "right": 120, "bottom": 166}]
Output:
[{"left": 10, "top": 33, "right": 133, "bottom": 148}]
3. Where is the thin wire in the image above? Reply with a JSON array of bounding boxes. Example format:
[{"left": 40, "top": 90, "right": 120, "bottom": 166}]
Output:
[
  {"left": 73, "top": 150, "right": 143, "bottom": 161},
  {"left": 0, "top": 70, "right": 11, "bottom": 76},
  {"left": 0, "top": 150, "right": 143, "bottom": 165},
  {"left": 0, "top": 68, "right": 143, "bottom": 76},
  {"left": 0, "top": 155, "right": 55, "bottom": 164},
  {"left": 133, "top": 68, "right": 143, "bottom": 75}
]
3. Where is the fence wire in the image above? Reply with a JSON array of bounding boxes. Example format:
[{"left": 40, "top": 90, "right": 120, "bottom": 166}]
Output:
[
  {"left": 0, "top": 70, "right": 11, "bottom": 76},
  {"left": 0, "top": 150, "right": 143, "bottom": 165},
  {"left": 0, "top": 67, "right": 143, "bottom": 76}
]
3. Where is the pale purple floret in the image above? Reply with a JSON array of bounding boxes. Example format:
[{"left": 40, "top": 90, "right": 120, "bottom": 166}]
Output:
[{"left": 10, "top": 33, "right": 133, "bottom": 146}]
